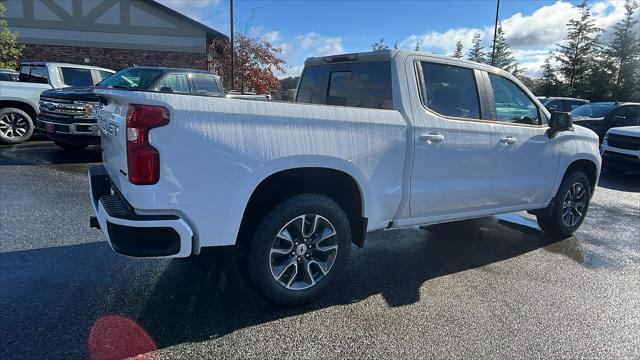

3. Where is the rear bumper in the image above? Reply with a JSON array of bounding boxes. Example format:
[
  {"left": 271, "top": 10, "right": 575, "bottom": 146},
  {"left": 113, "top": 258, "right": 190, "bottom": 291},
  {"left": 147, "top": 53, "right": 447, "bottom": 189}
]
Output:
[{"left": 88, "top": 165, "right": 193, "bottom": 258}]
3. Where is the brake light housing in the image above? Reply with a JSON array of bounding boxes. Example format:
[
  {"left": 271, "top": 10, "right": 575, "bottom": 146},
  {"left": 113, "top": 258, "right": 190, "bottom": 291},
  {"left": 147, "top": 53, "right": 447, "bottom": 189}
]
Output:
[{"left": 126, "top": 104, "right": 169, "bottom": 185}]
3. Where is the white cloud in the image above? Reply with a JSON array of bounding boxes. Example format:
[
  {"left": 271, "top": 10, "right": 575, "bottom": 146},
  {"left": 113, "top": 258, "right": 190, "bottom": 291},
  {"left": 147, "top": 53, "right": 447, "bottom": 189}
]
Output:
[
  {"left": 279, "top": 32, "right": 345, "bottom": 58},
  {"left": 260, "top": 31, "right": 280, "bottom": 44},
  {"left": 397, "top": 0, "right": 631, "bottom": 78},
  {"left": 254, "top": 30, "right": 344, "bottom": 77}
]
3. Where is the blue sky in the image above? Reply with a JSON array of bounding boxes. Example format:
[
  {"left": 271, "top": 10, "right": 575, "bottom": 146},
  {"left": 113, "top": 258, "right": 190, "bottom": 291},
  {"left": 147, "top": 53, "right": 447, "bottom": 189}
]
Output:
[{"left": 158, "top": 0, "right": 632, "bottom": 78}]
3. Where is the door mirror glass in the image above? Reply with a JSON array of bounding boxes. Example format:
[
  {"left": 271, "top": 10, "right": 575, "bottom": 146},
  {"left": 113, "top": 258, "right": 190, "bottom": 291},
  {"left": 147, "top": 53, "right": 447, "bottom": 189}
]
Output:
[{"left": 547, "top": 112, "right": 573, "bottom": 138}]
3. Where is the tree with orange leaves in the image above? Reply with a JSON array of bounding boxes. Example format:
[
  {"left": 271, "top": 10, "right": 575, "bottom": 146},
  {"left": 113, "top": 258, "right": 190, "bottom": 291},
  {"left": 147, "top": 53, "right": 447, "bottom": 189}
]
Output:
[{"left": 209, "top": 34, "right": 285, "bottom": 95}]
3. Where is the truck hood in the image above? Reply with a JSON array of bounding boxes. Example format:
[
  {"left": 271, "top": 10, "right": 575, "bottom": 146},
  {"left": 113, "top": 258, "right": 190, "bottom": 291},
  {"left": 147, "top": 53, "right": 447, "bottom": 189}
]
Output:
[
  {"left": 573, "top": 123, "right": 600, "bottom": 142},
  {"left": 608, "top": 126, "right": 640, "bottom": 137},
  {"left": 41, "top": 86, "right": 100, "bottom": 102}
]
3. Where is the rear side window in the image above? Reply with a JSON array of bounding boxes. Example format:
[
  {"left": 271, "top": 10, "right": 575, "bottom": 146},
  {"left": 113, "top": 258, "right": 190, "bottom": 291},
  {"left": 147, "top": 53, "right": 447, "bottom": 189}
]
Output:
[
  {"left": 60, "top": 67, "right": 93, "bottom": 86},
  {"left": 19, "top": 65, "right": 49, "bottom": 84},
  {"left": 420, "top": 62, "right": 480, "bottom": 119},
  {"left": 296, "top": 61, "right": 393, "bottom": 110},
  {"left": 489, "top": 74, "right": 540, "bottom": 125},
  {"left": 192, "top": 74, "right": 223, "bottom": 96}
]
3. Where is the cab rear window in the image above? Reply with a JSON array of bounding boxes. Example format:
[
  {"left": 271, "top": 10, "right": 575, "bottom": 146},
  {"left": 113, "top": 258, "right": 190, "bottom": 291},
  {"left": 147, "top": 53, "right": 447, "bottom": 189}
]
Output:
[{"left": 296, "top": 61, "right": 393, "bottom": 110}]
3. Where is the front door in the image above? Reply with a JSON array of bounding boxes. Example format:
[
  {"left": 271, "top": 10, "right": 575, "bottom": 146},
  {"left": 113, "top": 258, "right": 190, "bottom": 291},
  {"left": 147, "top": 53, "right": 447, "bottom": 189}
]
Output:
[
  {"left": 409, "top": 61, "right": 497, "bottom": 218},
  {"left": 486, "top": 73, "right": 558, "bottom": 208}
]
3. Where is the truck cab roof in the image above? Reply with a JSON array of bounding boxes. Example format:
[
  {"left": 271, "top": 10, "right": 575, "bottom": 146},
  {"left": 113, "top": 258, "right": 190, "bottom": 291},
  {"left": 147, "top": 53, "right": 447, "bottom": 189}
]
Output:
[{"left": 20, "top": 62, "right": 115, "bottom": 73}]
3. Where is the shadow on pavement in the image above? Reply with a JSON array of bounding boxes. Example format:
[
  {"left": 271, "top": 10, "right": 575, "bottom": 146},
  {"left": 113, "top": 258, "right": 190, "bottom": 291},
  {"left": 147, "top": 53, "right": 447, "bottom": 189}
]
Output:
[
  {"left": 0, "top": 217, "right": 595, "bottom": 359},
  {"left": 135, "top": 216, "right": 571, "bottom": 349},
  {"left": 0, "top": 141, "right": 101, "bottom": 166}
]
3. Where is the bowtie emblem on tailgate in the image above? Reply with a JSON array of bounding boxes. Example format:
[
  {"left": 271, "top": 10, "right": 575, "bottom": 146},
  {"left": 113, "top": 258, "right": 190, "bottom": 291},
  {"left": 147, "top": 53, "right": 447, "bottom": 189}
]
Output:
[{"left": 98, "top": 115, "right": 119, "bottom": 137}]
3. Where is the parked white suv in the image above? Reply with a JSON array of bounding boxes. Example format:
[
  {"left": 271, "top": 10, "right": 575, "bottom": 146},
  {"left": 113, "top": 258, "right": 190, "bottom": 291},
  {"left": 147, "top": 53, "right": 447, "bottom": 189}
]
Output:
[
  {"left": 0, "top": 62, "right": 114, "bottom": 144},
  {"left": 88, "top": 50, "right": 601, "bottom": 304},
  {"left": 601, "top": 126, "right": 640, "bottom": 174}
]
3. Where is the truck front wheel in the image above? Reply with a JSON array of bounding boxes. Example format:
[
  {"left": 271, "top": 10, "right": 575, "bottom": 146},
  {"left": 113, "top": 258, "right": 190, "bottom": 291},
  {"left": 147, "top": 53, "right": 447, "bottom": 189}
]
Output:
[
  {"left": 537, "top": 171, "right": 591, "bottom": 238},
  {"left": 246, "top": 193, "right": 351, "bottom": 305},
  {"left": 0, "top": 108, "right": 34, "bottom": 144}
]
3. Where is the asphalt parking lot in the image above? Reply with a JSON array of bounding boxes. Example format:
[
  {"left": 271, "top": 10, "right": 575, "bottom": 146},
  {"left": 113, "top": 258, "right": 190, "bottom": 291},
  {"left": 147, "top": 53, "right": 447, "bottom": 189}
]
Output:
[{"left": 1, "top": 140, "right": 639, "bottom": 359}]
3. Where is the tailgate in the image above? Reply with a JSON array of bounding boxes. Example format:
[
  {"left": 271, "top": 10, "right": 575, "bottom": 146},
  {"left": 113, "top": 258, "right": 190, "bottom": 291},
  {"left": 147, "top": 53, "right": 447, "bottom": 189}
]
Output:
[{"left": 95, "top": 92, "right": 130, "bottom": 192}]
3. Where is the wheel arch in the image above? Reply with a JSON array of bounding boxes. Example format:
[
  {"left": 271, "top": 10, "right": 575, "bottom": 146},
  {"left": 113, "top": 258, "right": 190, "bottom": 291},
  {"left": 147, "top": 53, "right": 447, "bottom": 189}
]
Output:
[
  {"left": 236, "top": 166, "right": 367, "bottom": 253},
  {"left": 0, "top": 100, "right": 38, "bottom": 121},
  {"left": 561, "top": 158, "right": 599, "bottom": 195}
]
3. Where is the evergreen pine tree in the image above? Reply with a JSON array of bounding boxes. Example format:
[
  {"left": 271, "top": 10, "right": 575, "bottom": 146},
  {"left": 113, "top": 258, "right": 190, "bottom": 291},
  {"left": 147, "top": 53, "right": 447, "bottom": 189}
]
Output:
[
  {"left": 606, "top": 0, "right": 640, "bottom": 101},
  {"left": 555, "top": 0, "right": 602, "bottom": 98},
  {"left": 467, "top": 32, "right": 485, "bottom": 63},
  {"left": 451, "top": 40, "right": 464, "bottom": 58},
  {"left": 489, "top": 23, "right": 520, "bottom": 75},
  {"left": 536, "top": 54, "right": 563, "bottom": 96}
]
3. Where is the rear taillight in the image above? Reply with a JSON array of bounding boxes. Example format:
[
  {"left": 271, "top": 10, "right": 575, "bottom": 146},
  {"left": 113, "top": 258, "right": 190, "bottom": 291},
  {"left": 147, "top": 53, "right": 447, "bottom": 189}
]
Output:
[{"left": 126, "top": 104, "right": 169, "bottom": 185}]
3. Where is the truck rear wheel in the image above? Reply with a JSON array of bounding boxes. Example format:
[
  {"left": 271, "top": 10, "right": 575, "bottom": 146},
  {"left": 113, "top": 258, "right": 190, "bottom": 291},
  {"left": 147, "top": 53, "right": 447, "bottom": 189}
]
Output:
[
  {"left": 537, "top": 171, "right": 591, "bottom": 238},
  {"left": 0, "top": 108, "right": 34, "bottom": 144},
  {"left": 246, "top": 193, "right": 351, "bottom": 305}
]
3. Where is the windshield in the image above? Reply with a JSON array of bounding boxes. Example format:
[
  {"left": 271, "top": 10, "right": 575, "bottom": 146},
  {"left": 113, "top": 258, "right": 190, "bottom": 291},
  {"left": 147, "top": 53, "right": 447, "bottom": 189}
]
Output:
[
  {"left": 98, "top": 68, "right": 164, "bottom": 89},
  {"left": 571, "top": 104, "right": 615, "bottom": 118}
]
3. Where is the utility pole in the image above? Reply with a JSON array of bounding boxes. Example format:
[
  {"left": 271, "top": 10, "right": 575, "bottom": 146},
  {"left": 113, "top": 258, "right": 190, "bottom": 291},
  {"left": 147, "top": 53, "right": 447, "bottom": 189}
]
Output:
[
  {"left": 491, "top": 0, "right": 500, "bottom": 66},
  {"left": 230, "top": 0, "right": 235, "bottom": 90}
]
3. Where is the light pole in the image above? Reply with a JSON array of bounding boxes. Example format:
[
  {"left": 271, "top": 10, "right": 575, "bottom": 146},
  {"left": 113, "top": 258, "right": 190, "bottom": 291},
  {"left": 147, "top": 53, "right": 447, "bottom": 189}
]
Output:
[
  {"left": 491, "top": 0, "right": 500, "bottom": 66},
  {"left": 230, "top": 0, "right": 235, "bottom": 90}
]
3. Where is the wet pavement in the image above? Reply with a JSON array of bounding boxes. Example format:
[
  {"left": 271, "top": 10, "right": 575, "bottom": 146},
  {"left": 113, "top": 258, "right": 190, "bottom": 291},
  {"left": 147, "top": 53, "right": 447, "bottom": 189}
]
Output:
[{"left": 1, "top": 141, "right": 639, "bottom": 359}]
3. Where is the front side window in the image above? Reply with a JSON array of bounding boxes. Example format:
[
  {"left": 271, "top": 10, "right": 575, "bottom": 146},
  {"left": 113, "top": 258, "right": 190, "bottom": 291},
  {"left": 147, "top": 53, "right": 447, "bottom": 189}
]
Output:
[
  {"left": 296, "top": 61, "right": 393, "bottom": 110},
  {"left": 545, "top": 99, "right": 562, "bottom": 111},
  {"left": 488, "top": 74, "right": 539, "bottom": 125},
  {"left": 192, "top": 74, "right": 224, "bottom": 96},
  {"left": 155, "top": 73, "right": 190, "bottom": 93},
  {"left": 420, "top": 62, "right": 480, "bottom": 119},
  {"left": 570, "top": 104, "right": 615, "bottom": 118},
  {"left": 98, "top": 71, "right": 114, "bottom": 82},
  {"left": 60, "top": 67, "right": 93, "bottom": 86}
]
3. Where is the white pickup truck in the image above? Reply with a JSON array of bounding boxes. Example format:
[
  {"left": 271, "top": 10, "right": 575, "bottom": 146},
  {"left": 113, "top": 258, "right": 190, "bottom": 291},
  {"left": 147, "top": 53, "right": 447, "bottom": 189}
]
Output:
[
  {"left": 89, "top": 50, "right": 601, "bottom": 304},
  {"left": 0, "top": 62, "right": 114, "bottom": 144}
]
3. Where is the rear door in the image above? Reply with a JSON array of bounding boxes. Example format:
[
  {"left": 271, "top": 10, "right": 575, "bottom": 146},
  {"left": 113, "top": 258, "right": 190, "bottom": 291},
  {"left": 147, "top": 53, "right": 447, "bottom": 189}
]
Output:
[
  {"left": 409, "top": 61, "right": 497, "bottom": 218},
  {"left": 487, "top": 73, "right": 558, "bottom": 208}
]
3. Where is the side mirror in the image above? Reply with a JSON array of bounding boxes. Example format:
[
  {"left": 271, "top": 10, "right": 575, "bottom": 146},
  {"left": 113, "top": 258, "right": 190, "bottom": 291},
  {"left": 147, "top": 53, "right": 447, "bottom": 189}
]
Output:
[
  {"left": 547, "top": 112, "right": 573, "bottom": 138},
  {"left": 547, "top": 104, "right": 558, "bottom": 112},
  {"left": 159, "top": 87, "right": 174, "bottom": 93}
]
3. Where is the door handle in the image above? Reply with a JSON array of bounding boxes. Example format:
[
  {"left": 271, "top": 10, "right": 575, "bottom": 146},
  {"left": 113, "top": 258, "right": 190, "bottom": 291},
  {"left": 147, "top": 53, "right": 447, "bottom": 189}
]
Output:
[
  {"left": 500, "top": 136, "right": 518, "bottom": 145},
  {"left": 420, "top": 133, "right": 445, "bottom": 143}
]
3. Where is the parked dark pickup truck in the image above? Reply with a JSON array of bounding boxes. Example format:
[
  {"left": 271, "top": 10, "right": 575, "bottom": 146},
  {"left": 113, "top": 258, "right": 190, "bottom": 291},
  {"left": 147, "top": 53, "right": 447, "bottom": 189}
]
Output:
[{"left": 38, "top": 66, "right": 225, "bottom": 151}]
